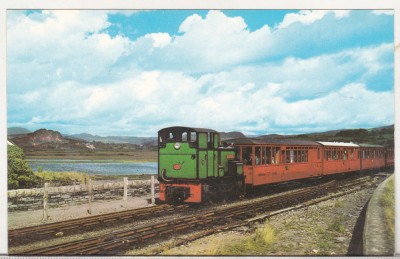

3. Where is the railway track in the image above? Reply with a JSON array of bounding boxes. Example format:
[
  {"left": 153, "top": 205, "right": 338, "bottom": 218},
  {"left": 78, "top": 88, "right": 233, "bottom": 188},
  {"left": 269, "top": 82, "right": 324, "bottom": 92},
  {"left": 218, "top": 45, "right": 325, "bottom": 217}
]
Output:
[
  {"left": 9, "top": 203, "right": 189, "bottom": 246},
  {"left": 19, "top": 175, "right": 378, "bottom": 256}
]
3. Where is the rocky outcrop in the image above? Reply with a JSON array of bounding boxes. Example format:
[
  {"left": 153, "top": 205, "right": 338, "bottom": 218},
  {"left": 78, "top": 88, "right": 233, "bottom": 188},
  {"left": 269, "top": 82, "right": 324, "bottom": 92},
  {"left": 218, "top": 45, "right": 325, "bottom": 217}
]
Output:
[
  {"left": 29, "top": 129, "right": 67, "bottom": 146},
  {"left": 11, "top": 128, "right": 81, "bottom": 149}
]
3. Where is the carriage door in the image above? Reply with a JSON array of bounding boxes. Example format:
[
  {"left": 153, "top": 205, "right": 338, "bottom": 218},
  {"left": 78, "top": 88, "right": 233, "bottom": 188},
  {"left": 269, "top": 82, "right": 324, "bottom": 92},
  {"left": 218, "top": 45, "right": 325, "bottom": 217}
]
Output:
[
  {"left": 313, "top": 147, "right": 322, "bottom": 176},
  {"left": 198, "top": 133, "right": 208, "bottom": 179}
]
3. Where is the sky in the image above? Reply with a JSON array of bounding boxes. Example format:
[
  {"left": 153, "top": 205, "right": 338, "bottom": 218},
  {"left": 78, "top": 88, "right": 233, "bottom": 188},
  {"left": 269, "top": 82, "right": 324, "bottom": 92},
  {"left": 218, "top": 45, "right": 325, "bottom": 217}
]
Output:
[{"left": 6, "top": 9, "right": 394, "bottom": 137}]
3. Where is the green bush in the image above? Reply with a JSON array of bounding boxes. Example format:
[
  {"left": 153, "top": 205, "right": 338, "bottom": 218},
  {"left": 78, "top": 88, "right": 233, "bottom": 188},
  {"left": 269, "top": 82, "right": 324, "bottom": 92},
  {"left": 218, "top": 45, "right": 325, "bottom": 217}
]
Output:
[
  {"left": 8, "top": 145, "right": 42, "bottom": 189},
  {"left": 35, "top": 171, "right": 89, "bottom": 186}
]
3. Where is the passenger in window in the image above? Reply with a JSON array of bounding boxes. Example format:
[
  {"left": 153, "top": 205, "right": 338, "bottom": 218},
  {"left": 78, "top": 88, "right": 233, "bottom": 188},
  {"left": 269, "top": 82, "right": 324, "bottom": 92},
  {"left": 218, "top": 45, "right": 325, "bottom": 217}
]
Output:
[{"left": 245, "top": 157, "right": 252, "bottom": 165}]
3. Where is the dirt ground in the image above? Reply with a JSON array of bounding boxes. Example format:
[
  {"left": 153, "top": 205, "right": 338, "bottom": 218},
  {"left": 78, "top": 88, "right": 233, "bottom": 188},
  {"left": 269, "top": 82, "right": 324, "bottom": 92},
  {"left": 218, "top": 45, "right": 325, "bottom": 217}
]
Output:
[{"left": 8, "top": 194, "right": 154, "bottom": 229}]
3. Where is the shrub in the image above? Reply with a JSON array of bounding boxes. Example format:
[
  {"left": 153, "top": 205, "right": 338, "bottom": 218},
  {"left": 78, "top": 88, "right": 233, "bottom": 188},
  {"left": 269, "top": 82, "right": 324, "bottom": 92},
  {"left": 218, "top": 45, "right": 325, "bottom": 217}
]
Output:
[
  {"left": 35, "top": 171, "right": 89, "bottom": 186},
  {"left": 8, "top": 145, "right": 42, "bottom": 189}
]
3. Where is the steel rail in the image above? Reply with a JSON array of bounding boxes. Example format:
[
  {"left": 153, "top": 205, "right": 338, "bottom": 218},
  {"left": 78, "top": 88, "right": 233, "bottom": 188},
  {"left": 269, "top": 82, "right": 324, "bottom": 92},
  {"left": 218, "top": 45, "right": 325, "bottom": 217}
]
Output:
[
  {"left": 9, "top": 203, "right": 189, "bottom": 245},
  {"left": 20, "top": 176, "right": 375, "bottom": 256},
  {"left": 151, "top": 177, "right": 375, "bottom": 255}
]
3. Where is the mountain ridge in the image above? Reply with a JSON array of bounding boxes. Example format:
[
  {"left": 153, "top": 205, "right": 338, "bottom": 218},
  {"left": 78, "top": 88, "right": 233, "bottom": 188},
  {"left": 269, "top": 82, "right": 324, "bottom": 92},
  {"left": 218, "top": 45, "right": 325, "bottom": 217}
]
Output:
[{"left": 7, "top": 124, "right": 394, "bottom": 147}]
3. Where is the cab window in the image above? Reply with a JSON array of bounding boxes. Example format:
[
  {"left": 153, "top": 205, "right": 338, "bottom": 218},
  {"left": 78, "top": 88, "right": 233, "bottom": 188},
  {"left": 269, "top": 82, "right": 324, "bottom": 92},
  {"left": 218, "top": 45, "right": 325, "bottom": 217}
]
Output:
[
  {"left": 159, "top": 128, "right": 197, "bottom": 147},
  {"left": 182, "top": 132, "right": 188, "bottom": 142}
]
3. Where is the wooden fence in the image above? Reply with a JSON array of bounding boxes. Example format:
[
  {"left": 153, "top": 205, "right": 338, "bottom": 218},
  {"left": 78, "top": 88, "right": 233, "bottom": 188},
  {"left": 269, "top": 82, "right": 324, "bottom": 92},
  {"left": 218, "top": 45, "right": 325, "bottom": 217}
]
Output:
[{"left": 8, "top": 177, "right": 159, "bottom": 214}]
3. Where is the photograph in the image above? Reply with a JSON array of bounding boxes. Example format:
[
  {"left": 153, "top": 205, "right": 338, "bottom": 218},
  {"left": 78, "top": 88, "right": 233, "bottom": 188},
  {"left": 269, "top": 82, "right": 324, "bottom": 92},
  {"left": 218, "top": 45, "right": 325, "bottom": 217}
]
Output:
[{"left": 2, "top": 3, "right": 397, "bottom": 256}]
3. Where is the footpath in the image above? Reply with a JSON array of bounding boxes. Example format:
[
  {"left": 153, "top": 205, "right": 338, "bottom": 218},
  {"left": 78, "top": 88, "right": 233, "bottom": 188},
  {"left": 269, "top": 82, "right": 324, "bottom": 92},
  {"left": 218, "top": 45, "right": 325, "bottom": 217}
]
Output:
[{"left": 363, "top": 174, "right": 394, "bottom": 256}]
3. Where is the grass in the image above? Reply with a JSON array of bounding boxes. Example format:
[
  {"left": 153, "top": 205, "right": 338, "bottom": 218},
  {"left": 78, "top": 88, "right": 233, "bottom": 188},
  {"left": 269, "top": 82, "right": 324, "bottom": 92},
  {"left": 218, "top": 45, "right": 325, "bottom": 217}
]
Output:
[
  {"left": 213, "top": 222, "right": 276, "bottom": 255},
  {"left": 35, "top": 171, "right": 89, "bottom": 185},
  {"left": 328, "top": 216, "right": 347, "bottom": 233},
  {"left": 35, "top": 171, "right": 156, "bottom": 185},
  {"left": 334, "top": 199, "right": 344, "bottom": 208},
  {"left": 25, "top": 150, "right": 158, "bottom": 162},
  {"left": 213, "top": 212, "right": 346, "bottom": 256},
  {"left": 90, "top": 174, "right": 155, "bottom": 181},
  {"left": 381, "top": 176, "right": 394, "bottom": 241}
]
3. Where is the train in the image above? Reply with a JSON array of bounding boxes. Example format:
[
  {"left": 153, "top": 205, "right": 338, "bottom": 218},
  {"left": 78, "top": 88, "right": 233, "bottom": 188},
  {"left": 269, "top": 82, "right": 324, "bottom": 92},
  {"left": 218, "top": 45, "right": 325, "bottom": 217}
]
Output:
[{"left": 157, "top": 126, "right": 394, "bottom": 204}]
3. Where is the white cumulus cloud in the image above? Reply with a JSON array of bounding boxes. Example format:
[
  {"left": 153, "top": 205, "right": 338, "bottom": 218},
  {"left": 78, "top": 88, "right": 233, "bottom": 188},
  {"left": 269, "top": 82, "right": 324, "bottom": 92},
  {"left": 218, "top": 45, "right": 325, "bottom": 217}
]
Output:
[
  {"left": 7, "top": 10, "right": 394, "bottom": 136},
  {"left": 278, "top": 10, "right": 350, "bottom": 29},
  {"left": 144, "top": 33, "right": 171, "bottom": 48}
]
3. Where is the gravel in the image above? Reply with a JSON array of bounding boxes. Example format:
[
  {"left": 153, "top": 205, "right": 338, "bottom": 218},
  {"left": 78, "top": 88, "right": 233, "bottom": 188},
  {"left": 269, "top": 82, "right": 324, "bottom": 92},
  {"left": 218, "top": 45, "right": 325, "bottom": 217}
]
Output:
[{"left": 140, "top": 177, "right": 384, "bottom": 256}]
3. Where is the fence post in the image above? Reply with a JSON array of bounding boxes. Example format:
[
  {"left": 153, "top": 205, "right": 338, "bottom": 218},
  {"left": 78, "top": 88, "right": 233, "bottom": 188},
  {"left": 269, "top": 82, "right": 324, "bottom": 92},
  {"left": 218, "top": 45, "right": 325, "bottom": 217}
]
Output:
[
  {"left": 151, "top": 175, "right": 155, "bottom": 206},
  {"left": 88, "top": 178, "right": 92, "bottom": 214},
  {"left": 42, "top": 182, "right": 49, "bottom": 221},
  {"left": 123, "top": 177, "right": 128, "bottom": 205}
]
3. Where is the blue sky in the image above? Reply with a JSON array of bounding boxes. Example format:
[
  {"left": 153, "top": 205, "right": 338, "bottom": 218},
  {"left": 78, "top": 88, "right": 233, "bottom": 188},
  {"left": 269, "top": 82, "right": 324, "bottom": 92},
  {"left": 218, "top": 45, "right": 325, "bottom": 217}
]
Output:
[{"left": 7, "top": 10, "right": 394, "bottom": 136}]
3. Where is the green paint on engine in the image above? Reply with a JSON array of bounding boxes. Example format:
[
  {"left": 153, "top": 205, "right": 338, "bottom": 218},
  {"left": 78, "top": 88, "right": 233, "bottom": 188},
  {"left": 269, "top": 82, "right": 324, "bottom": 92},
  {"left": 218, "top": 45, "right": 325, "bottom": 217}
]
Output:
[
  {"left": 158, "top": 132, "right": 242, "bottom": 181},
  {"left": 159, "top": 142, "right": 197, "bottom": 179}
]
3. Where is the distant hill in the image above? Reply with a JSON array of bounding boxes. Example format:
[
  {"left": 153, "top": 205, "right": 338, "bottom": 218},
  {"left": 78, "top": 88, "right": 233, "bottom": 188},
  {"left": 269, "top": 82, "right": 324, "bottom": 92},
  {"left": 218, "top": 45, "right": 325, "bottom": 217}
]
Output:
[
  {"left": 67, "top": 133, "right": 157, "bottom": 145},
  {"left": 11, "top": 128, "right": 81, "bottom": 148},
  {"left": 8, "top": 124, "right": 394, "bottom": 151},
  {"left": 256, "top": 125, "right": 394, "bottom": 147},
  {"left": 8, "top": 127, "right": 31, "bottom": 135},
  {"left": 8, "top": 128, "right": 157, "bottom": 159},
  {"left": 220, "top": 131, "right": 246, "bottom": 140}
]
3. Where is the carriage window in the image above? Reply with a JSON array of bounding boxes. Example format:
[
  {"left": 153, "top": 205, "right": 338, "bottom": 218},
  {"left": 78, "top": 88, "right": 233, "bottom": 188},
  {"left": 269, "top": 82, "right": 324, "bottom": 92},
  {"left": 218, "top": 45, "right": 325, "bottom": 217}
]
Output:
[
  {"left": 286, "top": 150, "right": 294, "bottom": 163},
  {"left": 265, "top": 147, "right": 272, "bottom": 164},
  {"left": 272, "top": 147, "right": 281, "bottom": 164},
  {"left": 255, "top": 147, "right": 261, "bottom": 165},
  {"left": 301, "top": 150, "right": 305, "bottom": 162},
  {"left": 261, "top": 147, "right": 266, "bottom": 164},
  {"left": 285, "top": 148, "right": 308, "bottom": 163},
  {"left": 242, "top": 147, "right": 253, "bottom": 165}
]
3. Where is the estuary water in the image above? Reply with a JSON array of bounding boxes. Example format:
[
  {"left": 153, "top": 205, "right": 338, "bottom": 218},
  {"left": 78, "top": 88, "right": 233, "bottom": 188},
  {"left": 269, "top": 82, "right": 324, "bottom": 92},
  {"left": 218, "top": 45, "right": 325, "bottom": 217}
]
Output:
[{"left": 28, "top": 159, "right": 158, "bottom": 175}]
